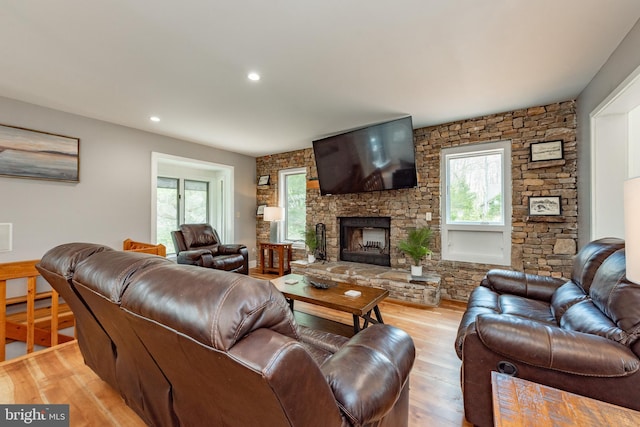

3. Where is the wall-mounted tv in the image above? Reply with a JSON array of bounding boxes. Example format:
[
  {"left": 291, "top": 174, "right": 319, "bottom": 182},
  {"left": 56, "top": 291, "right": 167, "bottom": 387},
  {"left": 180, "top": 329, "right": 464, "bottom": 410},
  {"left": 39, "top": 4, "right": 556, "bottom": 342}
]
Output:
[{"left": 312, "top": 116, "right": 417, "bottom": 195}]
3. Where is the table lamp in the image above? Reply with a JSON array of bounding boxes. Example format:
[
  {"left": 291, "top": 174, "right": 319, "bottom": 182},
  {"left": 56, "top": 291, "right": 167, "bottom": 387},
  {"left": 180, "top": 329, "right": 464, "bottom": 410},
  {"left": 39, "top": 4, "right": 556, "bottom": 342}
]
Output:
[
  {"left": 264, "top": 206, "right": 284, "bottom": 243},
  {"left": 624, "top": 176, "right": 640, "bottom": 283}
]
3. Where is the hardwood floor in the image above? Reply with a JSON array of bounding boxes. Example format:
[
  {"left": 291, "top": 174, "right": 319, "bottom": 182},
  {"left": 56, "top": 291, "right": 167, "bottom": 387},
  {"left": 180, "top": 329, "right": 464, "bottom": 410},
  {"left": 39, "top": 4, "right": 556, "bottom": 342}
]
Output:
[{"left": 250, "top": 268, "right": 472, "bottom": 426}]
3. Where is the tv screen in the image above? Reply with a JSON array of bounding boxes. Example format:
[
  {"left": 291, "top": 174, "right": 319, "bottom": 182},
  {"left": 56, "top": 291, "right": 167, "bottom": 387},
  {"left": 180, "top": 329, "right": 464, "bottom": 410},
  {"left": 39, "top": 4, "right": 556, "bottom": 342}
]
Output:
[{"left": 312, "top": 116, "right": 417, "bottom": 195}]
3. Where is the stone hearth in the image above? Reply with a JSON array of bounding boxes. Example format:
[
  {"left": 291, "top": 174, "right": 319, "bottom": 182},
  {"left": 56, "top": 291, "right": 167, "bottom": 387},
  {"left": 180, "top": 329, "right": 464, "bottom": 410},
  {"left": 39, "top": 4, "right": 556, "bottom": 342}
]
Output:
[{"left": 291, "top": 260, "right": 441, "bottom": 306}]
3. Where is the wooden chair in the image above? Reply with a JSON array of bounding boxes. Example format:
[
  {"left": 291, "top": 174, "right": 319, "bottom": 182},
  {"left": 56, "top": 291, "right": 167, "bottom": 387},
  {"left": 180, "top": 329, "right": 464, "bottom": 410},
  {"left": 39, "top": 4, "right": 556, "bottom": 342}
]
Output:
[
  {"left": 123, "top": 239, "right": 167, "bottom": 257},
  {"left": 1, "top": 260, "right": 75, "bottom": 362}
]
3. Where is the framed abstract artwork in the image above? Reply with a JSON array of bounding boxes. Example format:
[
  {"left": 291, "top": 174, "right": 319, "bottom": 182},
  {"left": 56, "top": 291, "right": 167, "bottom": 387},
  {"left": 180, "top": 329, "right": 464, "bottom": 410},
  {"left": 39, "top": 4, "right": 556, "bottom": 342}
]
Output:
[{"left": 0, "top": 124, "right": 79, "bottom": 182}]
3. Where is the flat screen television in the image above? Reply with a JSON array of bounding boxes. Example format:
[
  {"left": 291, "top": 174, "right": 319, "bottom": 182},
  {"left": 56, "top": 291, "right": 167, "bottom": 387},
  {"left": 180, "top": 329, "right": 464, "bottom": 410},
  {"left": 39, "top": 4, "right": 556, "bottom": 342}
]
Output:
[{"left": 312, "top": 116, "right": 417, "bottom": 195}]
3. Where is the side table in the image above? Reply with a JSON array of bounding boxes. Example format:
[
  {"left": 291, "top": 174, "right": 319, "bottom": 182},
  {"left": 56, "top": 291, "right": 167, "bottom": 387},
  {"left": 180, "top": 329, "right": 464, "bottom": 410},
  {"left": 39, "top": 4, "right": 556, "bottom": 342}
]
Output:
[{"left": 259, "top": 242, "right": 293, "bottom": 276}]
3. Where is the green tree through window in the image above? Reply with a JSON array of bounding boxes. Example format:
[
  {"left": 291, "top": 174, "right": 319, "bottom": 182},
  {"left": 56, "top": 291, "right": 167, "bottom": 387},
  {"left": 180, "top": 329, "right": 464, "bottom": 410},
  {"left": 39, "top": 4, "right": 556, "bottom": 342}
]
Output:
[
  {"left": 284, "top": 172, "right": 306, "bottom": 241},
  {"left": 447, "top": 152, "right": 503, "bottom": 224}
]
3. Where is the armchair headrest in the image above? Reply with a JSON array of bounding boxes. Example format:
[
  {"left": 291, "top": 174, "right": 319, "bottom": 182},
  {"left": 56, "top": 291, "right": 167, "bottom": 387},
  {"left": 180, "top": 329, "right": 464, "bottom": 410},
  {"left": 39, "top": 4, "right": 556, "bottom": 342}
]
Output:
[
  {"left": 571, "top": 237, "right": 624, "bottom": 293},
  {"left": 180, "top": 224, "right": 221, "bottom": 249}
]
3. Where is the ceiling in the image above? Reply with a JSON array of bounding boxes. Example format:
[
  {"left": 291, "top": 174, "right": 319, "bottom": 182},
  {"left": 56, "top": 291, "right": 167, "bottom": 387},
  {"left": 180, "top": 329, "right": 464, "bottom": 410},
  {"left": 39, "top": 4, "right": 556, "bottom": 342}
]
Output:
[{"left": 2, "top": 1, "right": 640, "bottom": 158}]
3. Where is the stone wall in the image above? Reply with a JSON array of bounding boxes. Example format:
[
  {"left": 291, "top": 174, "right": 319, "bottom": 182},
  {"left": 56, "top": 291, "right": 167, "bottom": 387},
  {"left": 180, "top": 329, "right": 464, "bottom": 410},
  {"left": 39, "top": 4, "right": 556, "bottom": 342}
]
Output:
[{"left": 256, "top": 100, "right": 578, "bottom": 301}]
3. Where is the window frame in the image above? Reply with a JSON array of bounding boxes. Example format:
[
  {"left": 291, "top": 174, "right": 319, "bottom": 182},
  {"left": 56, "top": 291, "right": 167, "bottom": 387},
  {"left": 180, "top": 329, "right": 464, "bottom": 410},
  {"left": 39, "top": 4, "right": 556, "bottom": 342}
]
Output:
[
  {"left": 278, "top": 167, "right": 307, "bottom": 248},
  {"left": 441, "top": 140, "right": 512, "bottom": 265}
]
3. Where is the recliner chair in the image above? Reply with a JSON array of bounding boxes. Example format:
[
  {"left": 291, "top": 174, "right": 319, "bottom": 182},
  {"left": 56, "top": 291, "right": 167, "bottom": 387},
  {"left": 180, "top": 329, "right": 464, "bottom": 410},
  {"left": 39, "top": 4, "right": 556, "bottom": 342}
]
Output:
[
  {"left": 171, "top": 223, "right": 248, "bottom": 274},
  {"left": 455, "top": 238, "right": 640, "bottom": 426}
]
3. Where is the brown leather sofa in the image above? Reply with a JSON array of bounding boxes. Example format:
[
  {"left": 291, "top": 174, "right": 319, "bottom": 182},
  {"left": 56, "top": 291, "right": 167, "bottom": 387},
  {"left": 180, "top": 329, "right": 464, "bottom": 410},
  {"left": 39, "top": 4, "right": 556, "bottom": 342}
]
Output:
[
  {"left": 171, "top": 223, "right": 248, "bottom": 274},
  {"left": 37, "top": 243, "right": 415, "bottom": 427},
  {"left": 455, "top": 237, "right": 640, "bottom": 427}
]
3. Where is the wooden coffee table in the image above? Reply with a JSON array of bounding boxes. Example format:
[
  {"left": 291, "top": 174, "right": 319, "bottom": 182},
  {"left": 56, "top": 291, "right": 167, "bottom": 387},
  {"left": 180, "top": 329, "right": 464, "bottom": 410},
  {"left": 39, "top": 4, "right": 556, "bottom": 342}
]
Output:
[{"left": 271, "top": 274, "right": 389, "bottom": 334}]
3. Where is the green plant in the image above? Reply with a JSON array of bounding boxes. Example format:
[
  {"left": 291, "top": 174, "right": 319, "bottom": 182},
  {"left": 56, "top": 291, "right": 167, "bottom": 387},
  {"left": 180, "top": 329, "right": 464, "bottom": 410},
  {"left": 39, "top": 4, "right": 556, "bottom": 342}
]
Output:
[
  {"left": 304, "top": 227, "right": 318, "bottom": 254},
  {"left": 397, "top": 227, "right": 433, "bottom": 266}
]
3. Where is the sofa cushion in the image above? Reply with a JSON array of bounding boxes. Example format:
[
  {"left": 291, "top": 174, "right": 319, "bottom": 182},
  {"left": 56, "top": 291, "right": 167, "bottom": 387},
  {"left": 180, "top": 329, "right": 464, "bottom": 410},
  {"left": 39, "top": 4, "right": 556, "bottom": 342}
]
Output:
[
  {"left": 560, "top": 299, "right": 628, "bottom": 344},
  {"left": 73, "top": 250, "right": 172, "bottom": 303},
  {"left": 550, "top": 281, "right": 589, "bottom": 322},
  {"left": 121, "top": 263, "right": 298, "bottom": 351},
  {"left": 498, "top": 294, "right": 556, "bottom": 324},
  {"left": 180, "top": 223, "right": 220, "bottom": 248}
]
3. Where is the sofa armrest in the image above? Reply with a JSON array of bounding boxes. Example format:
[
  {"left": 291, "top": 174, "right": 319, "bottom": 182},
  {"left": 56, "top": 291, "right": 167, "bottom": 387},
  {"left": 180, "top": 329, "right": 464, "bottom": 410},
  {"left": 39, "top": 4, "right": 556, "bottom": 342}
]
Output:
[
  {"left": 320, "top": 324, "right": 415, "bottom": 426},
  {"left": 219, "top": 244, "right": 247, "bottom": 255},
  {"left": 476, "top": 314, "right": 639, "bottom": 376},
  {"left": 297, "top": 325, "right": 349, "bottom": 354},
  {"left": 482, "top": 269, "right": 566, "bottom": 301}
]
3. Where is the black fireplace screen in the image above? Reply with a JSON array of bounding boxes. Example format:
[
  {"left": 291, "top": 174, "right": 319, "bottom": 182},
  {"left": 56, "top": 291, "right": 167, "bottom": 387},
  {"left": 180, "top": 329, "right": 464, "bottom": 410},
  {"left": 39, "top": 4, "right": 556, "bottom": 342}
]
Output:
[{"left": 339, "top": 217, "right": 391, "bottom": 266}]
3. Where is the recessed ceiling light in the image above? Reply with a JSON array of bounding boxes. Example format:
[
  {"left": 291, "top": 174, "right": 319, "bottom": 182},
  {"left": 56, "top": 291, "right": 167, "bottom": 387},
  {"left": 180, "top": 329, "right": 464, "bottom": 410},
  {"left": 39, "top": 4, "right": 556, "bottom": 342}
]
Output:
[
  {"left": 150, "top": 116, "right": 160, "bottom": 122},
  {"left": 248, "top": 72, "right": 260, "bottom": 81}
]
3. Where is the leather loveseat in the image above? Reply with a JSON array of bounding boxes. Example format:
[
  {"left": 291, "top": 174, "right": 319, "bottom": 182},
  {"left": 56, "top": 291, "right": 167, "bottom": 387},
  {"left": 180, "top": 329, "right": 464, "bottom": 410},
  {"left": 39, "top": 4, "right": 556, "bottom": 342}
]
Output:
[
  {"left": 171, "top": 223, "right": 249, "bottom": 274},
  {"left": 455, "top": 237, "right": 640, "bottom": 426},
  {"left": 37, "top": 243, "right": 415, "bottom": 427}
]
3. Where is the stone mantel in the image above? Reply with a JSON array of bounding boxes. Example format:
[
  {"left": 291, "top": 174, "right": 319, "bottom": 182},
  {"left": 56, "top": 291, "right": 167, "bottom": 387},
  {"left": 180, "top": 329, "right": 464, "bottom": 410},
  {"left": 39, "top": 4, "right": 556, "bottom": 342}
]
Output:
[{"left": 291, "top": 260, "right": 441, "bottom": 307}]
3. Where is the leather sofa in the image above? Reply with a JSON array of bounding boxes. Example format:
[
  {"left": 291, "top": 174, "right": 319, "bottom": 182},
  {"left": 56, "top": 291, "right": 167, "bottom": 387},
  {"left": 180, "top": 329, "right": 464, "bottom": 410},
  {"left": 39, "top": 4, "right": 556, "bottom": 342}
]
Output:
[
  {"left": 37, "top": 243, "right": 415, "bottom": 427},
  {"left": 171, "top": 223, "right": 248, "bottom": 274},
  {"left": 455, "top": 237, "right": 640, "bottom": 426}
]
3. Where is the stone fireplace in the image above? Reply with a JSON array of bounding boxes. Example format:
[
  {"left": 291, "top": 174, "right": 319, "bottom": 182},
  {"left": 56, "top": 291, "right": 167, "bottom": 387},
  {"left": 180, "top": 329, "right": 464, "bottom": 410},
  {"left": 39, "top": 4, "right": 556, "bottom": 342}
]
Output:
[{"left": 339, "top": 217, "right": 391, "bottom": 267}]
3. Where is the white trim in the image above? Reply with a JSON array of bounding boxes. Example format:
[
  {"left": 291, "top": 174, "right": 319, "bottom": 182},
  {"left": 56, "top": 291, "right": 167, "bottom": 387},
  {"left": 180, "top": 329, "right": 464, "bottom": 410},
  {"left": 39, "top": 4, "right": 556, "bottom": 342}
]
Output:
[
  {"left": 590, "top": 64, "right": 640, "bottom": 118},
  {"left": 278, "top": 167, "right": 307, "bottom": 248}
]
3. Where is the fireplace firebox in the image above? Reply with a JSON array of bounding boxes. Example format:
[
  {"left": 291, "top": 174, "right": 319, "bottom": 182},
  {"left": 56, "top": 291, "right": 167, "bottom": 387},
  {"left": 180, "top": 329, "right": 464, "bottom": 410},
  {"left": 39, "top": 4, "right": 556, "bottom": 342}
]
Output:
[{"left": 339, "top": 217, "right": 391, "bottom": 266}]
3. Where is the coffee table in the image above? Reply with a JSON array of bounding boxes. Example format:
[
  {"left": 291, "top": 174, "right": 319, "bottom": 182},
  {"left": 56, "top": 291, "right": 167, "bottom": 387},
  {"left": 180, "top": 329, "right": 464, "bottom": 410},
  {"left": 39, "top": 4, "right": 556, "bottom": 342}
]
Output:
[{"left": 270, "top": 274, "right": 389, "bottom": 334}]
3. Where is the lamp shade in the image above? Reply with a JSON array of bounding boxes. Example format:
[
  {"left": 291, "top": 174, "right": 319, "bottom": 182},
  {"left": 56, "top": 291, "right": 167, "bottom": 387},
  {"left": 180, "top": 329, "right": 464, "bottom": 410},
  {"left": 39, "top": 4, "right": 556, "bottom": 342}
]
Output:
[
  {"left": 624, "top": 177, "right": 640, "bottom": 283},
  {"left": 263, "top": 206, "right": 284, "bottom": 222}
]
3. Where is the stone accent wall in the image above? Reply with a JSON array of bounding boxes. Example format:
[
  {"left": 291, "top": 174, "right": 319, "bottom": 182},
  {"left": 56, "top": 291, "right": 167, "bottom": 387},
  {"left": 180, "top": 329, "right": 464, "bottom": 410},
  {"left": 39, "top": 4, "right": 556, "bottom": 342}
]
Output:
[{"left": 256, "top": 101, "right": 578, "bottom": 301}]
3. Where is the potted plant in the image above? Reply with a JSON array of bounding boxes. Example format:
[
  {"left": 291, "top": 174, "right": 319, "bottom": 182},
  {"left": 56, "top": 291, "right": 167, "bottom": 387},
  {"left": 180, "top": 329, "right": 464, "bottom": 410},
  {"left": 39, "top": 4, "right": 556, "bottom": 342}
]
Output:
[
  {"left": 305, "top": 227, "right": 319, "bottom": 263},
  {"left": 397, "top": 226, "right": 432, "bottom": 276}
]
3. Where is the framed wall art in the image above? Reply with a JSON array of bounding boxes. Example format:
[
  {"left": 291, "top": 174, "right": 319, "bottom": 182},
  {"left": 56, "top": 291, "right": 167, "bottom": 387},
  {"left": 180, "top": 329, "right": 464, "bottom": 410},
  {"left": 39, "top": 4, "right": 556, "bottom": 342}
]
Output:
[
  {"left": 256, "top": 204, "right": 267, "bottom": 216},
  {"left": 530, "top": 140, "right": 563, "bottom": 162},
  {"left": 258, "top": 175, "right": 270, "bottom": 186},
  {"left": 529, "top": 196, "right": 561, "bottom": 216},
  {"left": 0, "top": 124, "right": 79, "bottom": 182}
]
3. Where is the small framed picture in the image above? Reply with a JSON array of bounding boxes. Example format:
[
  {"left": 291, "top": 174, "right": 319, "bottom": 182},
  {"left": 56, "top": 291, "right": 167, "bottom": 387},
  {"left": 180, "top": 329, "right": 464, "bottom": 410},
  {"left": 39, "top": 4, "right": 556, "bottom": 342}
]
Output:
[
  {"left": 258, "top": 175, "right": 270, "bottom": 186},
  {"left": 530, "top": 140, "right": 563, "bottom": 162},
  {"left": 256, "top": 204, "right": 266, "bottom": 215},
  {"left": 529, "top": 196, "right": 561, "bottom": 216}
]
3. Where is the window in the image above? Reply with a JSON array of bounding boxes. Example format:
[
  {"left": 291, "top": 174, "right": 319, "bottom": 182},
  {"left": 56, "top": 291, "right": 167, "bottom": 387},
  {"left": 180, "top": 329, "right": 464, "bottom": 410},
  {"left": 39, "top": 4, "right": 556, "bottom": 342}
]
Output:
[
  {"left": 441, "top": 141, "right": 511, "bottom": 265},
  {"left": 278, "top": 167, "right": 307, "bottom": 245},
  {"left": 184, "top": 180, "right": 209, "bottom": 223},
  {"left": 156, "top": 177, "right": 210, "bottom": 252}
]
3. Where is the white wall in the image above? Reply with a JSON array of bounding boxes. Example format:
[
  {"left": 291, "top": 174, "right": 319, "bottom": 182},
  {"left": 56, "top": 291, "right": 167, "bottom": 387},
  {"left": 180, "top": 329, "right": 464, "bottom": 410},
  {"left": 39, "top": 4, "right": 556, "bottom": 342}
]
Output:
[
  {"left": 0, "top": 96, "right": 257, "bottom": 262},
  {"left": 630, "top": 105, "right": 640, "bottom": 177},
  {"left": 591, "top": 113, "right": 628, "bottom": 239}
]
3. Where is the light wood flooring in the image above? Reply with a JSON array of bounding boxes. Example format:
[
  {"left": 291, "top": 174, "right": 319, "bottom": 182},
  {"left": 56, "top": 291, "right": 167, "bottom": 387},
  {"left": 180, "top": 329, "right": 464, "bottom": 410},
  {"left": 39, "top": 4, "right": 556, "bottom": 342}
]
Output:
[{"left": 250, "top": 268, "right": 472, "bottom": 427}]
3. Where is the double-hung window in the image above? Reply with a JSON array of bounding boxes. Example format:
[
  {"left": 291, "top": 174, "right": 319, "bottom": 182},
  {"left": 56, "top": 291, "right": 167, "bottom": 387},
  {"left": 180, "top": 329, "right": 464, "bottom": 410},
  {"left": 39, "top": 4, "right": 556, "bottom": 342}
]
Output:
[
  {"left": 441, "top": 140, "right": 511, "bottom": 265},
  {"left": 278, "top": 167, "right": 307, "bottom": 246}
]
